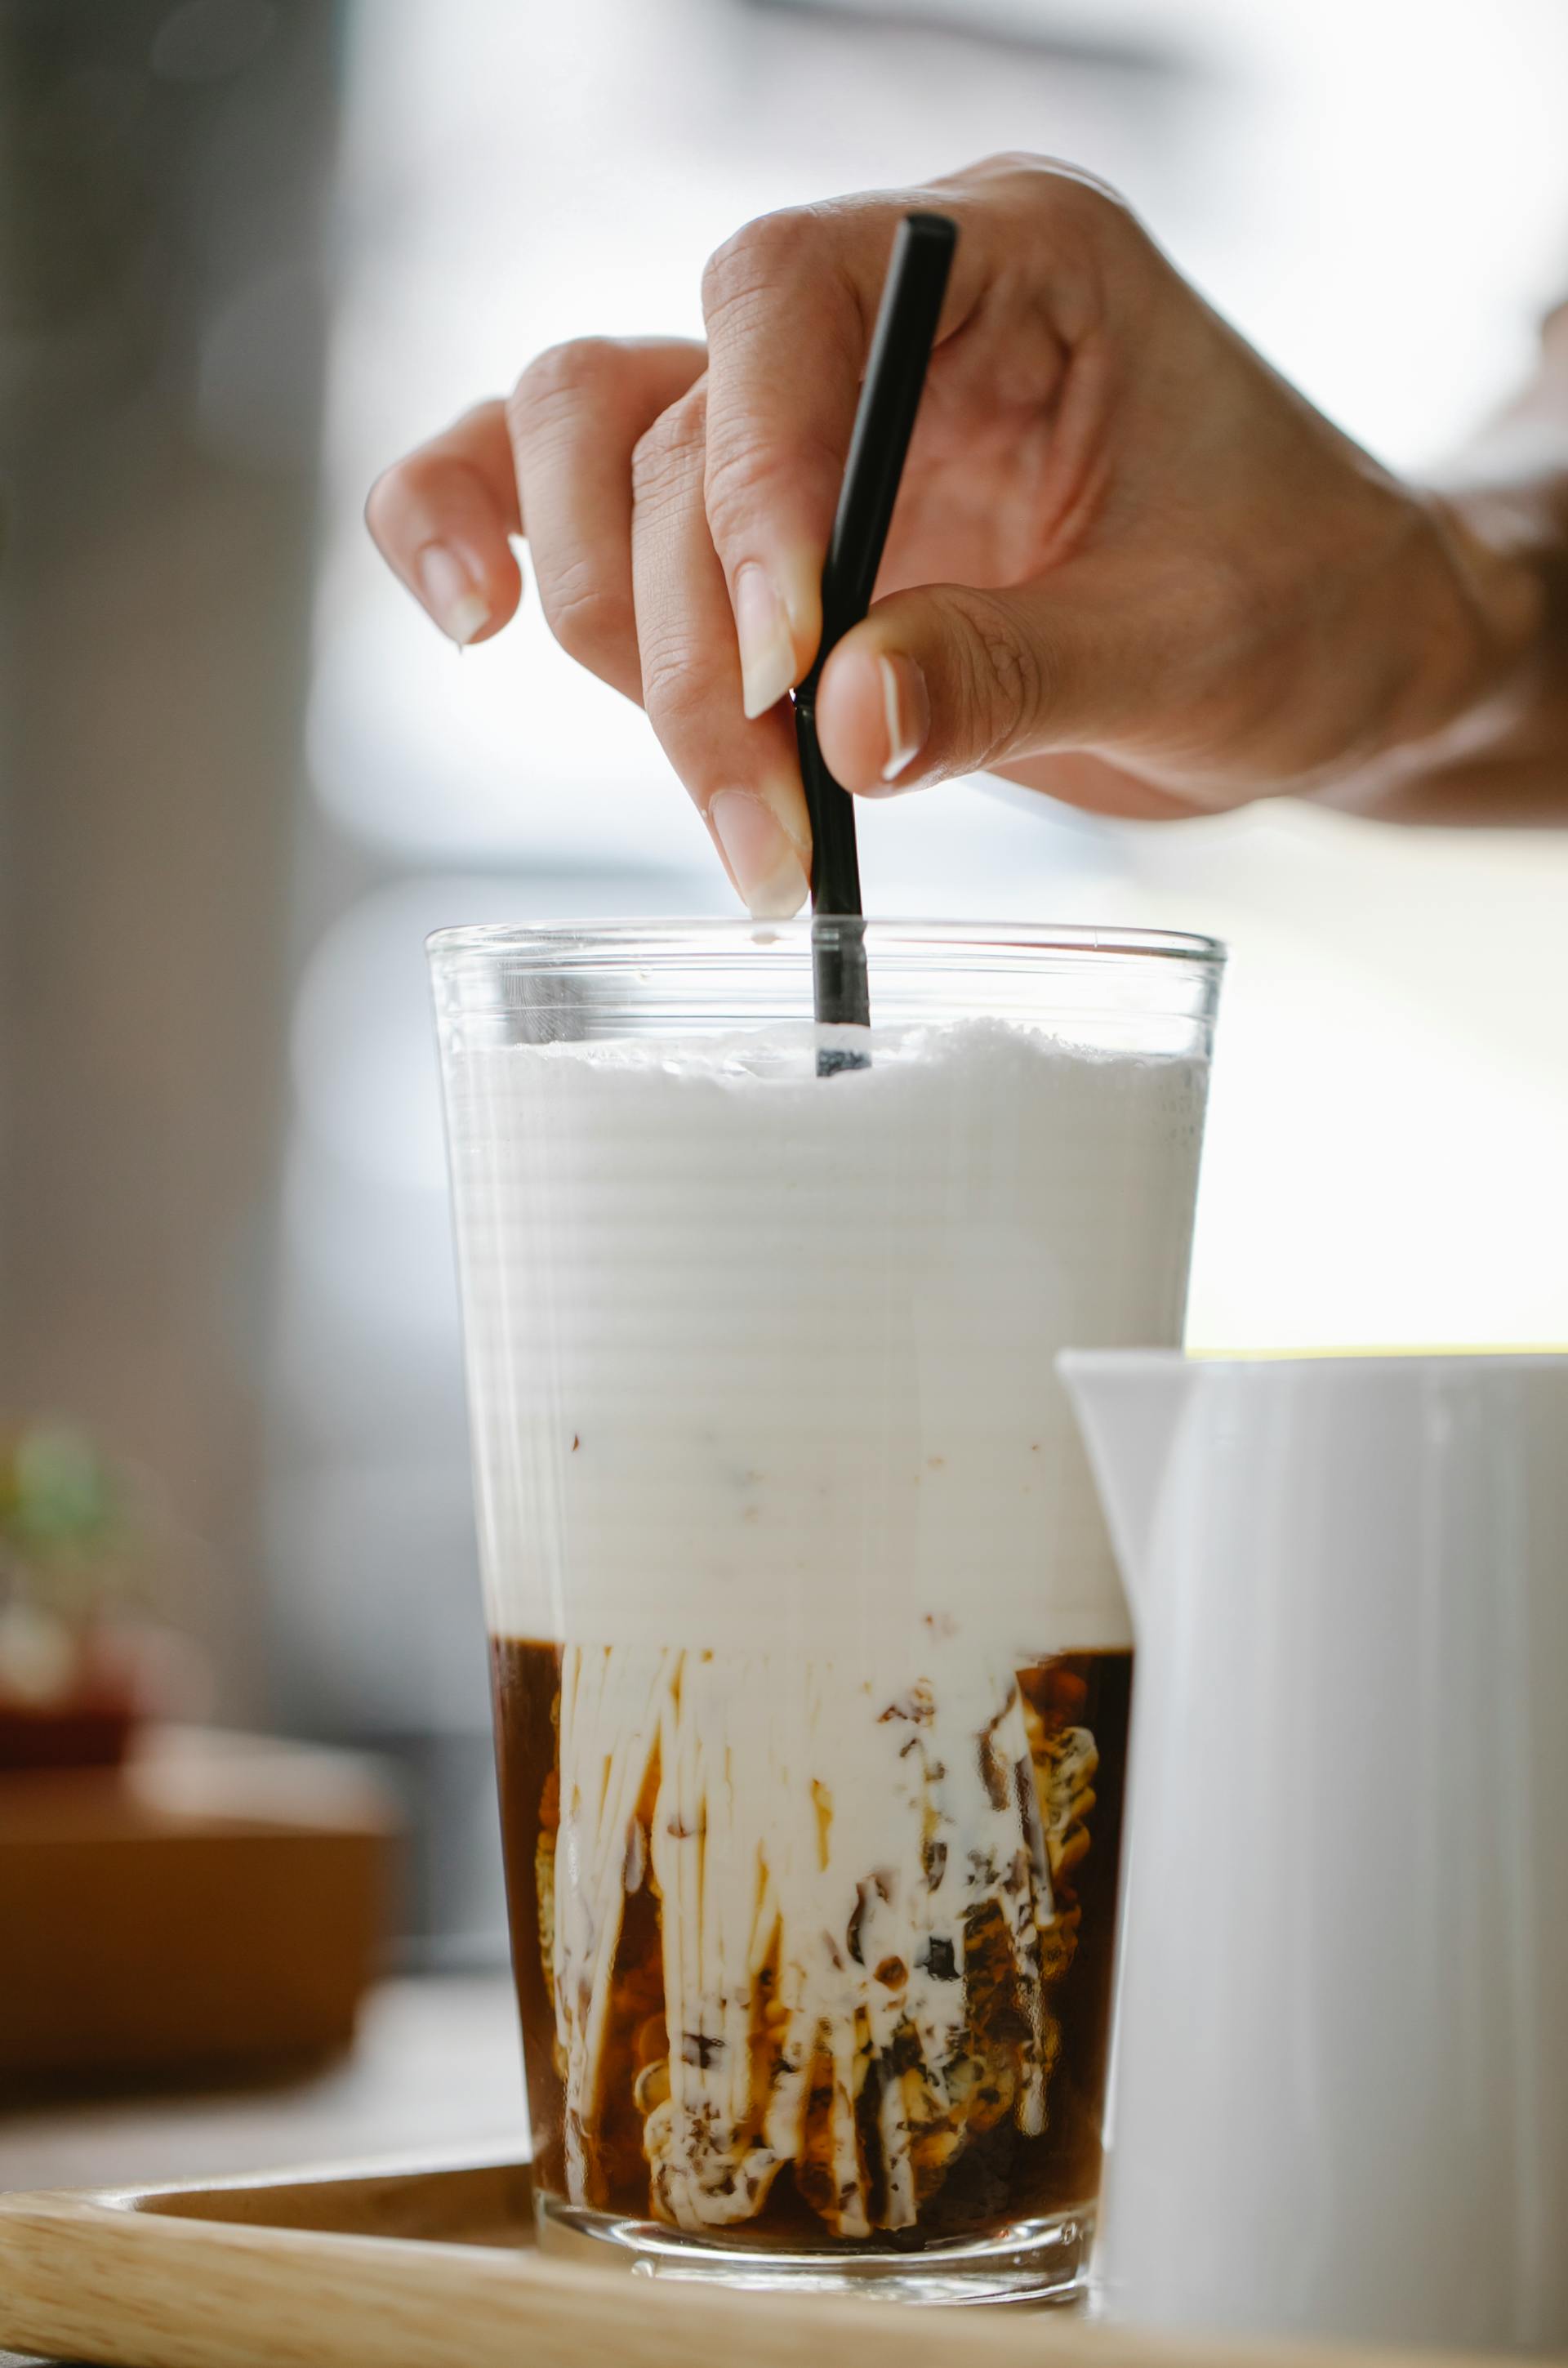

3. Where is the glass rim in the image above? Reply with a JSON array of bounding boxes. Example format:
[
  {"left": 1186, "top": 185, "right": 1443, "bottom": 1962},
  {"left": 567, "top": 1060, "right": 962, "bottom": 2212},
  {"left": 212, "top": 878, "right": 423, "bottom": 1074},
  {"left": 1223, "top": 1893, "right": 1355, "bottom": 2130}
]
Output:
[{"left": 426, "top": 916, "right": 1227, "bottom": 970}]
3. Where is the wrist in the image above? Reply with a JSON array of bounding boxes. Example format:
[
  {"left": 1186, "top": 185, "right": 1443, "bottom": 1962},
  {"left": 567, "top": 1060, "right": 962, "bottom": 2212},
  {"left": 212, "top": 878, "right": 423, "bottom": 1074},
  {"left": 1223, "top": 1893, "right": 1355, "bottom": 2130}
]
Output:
[
  {"left": 1403, "top": 488, "right": 1545, "bottom": 736},
  {"left": 1321, "top": 476, "right": 1561, "bottom": 814}
]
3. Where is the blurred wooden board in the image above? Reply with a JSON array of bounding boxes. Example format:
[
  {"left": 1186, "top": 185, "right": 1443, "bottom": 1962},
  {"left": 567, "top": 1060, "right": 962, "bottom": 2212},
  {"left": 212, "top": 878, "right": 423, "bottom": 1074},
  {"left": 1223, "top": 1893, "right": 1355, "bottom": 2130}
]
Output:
[
  {"left": 0, "top": 1727, "right": 399, "bottom": 2081},
  {"left": 0, "top": 2151, "right": 1541, "bottom": 2368}
]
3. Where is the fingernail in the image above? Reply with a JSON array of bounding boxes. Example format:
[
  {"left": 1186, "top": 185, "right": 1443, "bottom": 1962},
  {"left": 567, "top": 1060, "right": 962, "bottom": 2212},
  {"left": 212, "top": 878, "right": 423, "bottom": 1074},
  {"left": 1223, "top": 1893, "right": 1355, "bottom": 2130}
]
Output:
[
  {"left": 709, "top": 788, "right": 810, "bottom": 919},
  {"left": 878, "top": 652, "right": 929, "bottom": 782},
  {"left": 734, "top": 563, "right": 798, "bottom": 720},
  {"left": 417, "top": 545, "right": 490, "bottom": 646}
]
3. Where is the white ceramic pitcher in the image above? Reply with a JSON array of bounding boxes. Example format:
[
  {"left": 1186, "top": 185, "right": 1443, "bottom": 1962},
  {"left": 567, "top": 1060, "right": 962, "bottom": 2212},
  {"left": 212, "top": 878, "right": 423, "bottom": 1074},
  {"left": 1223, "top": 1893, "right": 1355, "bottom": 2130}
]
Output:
[{"left": 1059, "top": 1352, "right": 1568, "bottom": 2354}]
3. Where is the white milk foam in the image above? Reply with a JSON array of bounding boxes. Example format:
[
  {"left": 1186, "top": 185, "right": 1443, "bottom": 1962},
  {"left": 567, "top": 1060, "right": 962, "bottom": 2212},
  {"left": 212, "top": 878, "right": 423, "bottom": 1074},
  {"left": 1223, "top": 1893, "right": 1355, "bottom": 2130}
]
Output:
[{"left": 446, "top": 1018, "right": 1207, "bottom": 1658}]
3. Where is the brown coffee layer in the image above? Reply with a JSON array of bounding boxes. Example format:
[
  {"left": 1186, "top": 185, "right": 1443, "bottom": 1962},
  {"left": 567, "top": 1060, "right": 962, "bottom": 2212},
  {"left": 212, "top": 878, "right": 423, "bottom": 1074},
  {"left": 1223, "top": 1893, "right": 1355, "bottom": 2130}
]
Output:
[{"left": 491, "top": 1640, "right": 1130, "bottom": 2252}]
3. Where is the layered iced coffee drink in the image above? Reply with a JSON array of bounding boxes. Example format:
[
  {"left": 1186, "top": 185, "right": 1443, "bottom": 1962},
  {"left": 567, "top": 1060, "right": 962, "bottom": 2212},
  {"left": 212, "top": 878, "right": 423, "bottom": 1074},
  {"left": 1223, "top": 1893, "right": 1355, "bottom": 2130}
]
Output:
[
  {"left": 431, "top": 922, "right": 1220, "bottom": 2298},
  {"left": 493, "top": 1639, "right": 1130, "bottom": 2247}
]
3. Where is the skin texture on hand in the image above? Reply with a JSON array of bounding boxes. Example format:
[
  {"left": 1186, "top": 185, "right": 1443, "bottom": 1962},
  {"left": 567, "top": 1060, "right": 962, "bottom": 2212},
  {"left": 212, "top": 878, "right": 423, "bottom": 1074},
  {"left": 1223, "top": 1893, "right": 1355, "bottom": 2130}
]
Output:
[{"left": 365, "top": 154, "right": 1562, "bottom": 912}]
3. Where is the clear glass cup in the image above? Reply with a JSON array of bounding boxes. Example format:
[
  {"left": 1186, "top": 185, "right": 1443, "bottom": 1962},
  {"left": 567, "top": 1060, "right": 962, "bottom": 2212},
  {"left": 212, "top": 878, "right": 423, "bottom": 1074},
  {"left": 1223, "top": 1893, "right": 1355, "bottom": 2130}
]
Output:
[{"left": 428, "top": 918, "right": 1223, "bottom": 2303}]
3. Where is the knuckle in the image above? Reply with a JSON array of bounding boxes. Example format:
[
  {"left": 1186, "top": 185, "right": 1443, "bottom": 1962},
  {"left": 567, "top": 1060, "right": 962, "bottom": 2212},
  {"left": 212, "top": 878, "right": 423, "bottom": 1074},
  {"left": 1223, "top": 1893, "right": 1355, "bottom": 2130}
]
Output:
[
  {"left": 630, "top": 384, "right": 705, "bottom": 509},
  {"left": 448, "top": 397, "right": 502, "bottom": 444},
  {"left": 702, "top": 437, "right": 771, "bottom": 551},
  {"left": 1043, "top": 163, "right": 1132, "bottom": 238},
  {"left": 994, "top": 150, "right": 1128, "bottom": 211},
  {"left": 538, "top": 564, "right": 632, "bottom": 673},
  {"left": 703, "top": 415, "right": 840, "bottom": 549},
  {"left": 943, "top": 587, "right": 1049, "bottom": 761},
  {"left": 965, "top": 146, "right": 1057, "bottom": 188},
  {"left": 508, "top": 337, "right": 624, "bottom": 435},
  {"left": 637, "top": 635, "right": 704, "bottom": 741},
  {"left": 702, "top": 207, "right": 812, "bottom": 321},
  {"left": 962, "top": 150, "right": 1132, "bottom": 248}
]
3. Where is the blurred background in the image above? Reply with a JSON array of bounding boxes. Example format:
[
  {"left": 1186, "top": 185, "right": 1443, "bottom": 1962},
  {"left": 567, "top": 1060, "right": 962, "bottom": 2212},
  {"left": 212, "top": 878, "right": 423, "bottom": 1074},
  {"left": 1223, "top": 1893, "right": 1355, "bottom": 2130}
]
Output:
[{"left": 3, "top": 0, "right": 1567, "bottom": 1965}]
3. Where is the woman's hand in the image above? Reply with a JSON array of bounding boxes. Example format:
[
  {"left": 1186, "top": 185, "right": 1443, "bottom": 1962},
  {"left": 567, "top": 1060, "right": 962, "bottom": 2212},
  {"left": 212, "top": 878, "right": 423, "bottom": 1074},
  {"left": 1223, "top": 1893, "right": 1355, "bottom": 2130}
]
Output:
[{"left": 366, "top": 154, "right": 1542, "bottom": 913}]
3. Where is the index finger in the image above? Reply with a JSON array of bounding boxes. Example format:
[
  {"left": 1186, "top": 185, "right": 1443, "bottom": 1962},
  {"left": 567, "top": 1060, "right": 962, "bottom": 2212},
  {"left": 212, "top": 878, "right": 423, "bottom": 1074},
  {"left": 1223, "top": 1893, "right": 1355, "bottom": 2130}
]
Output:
[{"left": 699, "top": 189, "right": 972, "bottom": 717}]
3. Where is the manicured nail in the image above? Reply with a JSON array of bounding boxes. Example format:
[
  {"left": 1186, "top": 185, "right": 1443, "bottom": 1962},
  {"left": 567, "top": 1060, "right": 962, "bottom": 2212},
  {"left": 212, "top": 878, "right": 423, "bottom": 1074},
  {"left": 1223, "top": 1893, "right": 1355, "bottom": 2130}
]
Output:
[
  {"left": 709, "top": 788, "right": 810, "bottom": 918},
  {"left": 878, "top": 652, "right": 929, "bottom": 782},
  {"left": 417, "top": 545, "right": 490, "bottom": 646},
  {"left": 734, "top": 563, "right": 799, "bottom": 720}
]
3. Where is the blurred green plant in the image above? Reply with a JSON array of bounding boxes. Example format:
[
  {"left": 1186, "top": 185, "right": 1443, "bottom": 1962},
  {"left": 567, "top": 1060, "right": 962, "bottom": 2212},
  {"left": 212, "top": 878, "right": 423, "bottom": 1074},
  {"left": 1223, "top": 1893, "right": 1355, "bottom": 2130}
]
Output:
[{"left": 0, "top": 1425, "right": 145, "bottom": 1626}]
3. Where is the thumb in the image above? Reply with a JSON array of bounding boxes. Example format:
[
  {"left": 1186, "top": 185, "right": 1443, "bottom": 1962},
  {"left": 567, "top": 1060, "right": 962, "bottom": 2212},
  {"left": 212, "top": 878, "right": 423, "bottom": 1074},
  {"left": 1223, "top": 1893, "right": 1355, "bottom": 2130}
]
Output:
[{"left": 814, "top": 580, "right": 1097, "bottom": 792}]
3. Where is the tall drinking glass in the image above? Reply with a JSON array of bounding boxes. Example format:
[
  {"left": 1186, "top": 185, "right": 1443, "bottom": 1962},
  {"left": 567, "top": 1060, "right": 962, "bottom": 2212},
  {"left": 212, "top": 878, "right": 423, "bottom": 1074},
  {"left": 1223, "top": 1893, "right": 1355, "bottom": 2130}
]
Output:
[{"left": 429, "top": 919, "right": 1223, "bottom": 2303}]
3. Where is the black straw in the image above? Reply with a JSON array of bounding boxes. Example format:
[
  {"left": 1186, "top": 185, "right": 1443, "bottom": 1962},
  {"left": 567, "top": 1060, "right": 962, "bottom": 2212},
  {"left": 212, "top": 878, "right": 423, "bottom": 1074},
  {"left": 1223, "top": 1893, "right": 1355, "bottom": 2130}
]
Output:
[{"left": 794, "top": 210, "right": 958, "bottom": 1068}]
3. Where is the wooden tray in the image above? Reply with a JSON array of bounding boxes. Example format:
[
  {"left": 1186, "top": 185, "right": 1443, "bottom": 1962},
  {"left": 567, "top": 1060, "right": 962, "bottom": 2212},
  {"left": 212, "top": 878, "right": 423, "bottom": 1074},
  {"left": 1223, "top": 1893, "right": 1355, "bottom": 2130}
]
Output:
[{"left": 0, "top": 2149, "right": 1507, "bottom": 2368}]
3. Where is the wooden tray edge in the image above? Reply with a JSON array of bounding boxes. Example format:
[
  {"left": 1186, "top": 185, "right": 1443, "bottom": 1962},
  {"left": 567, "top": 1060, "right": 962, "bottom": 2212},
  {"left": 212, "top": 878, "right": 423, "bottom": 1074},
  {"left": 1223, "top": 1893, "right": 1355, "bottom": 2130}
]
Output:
[{"left": 0, "top": 2152, "right": 1536, "bottom": 2368}]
